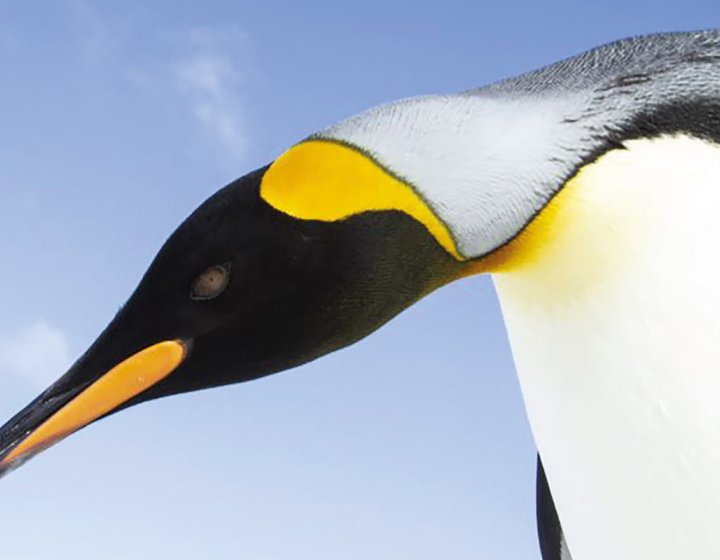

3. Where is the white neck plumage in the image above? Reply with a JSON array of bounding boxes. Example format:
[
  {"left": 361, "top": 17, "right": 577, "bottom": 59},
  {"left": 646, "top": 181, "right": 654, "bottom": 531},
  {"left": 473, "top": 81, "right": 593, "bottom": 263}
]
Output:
[{"left": 493, "top": 134, "right": 720, "bottom": 559}]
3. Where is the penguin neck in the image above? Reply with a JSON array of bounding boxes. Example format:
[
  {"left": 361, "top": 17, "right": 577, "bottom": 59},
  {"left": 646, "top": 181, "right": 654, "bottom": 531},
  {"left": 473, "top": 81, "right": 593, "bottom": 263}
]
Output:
[{"left": 492, "top": 134, "right": 720, "bottom": 559}]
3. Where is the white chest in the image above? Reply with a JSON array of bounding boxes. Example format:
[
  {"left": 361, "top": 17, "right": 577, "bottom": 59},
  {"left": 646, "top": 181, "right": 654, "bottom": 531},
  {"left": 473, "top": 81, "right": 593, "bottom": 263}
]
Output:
[{"left": 493, "top": 136, "right": 720, "bottom": 559}]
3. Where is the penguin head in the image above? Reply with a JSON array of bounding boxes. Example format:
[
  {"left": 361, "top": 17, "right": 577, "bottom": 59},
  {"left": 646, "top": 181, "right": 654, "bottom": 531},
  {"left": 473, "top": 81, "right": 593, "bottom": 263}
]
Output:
[
  {"left": 0, "top": 152, "right": 466, "bottom": 475},
  {"left": 108, "top": 162, "right": 462, "bottom": 398}
]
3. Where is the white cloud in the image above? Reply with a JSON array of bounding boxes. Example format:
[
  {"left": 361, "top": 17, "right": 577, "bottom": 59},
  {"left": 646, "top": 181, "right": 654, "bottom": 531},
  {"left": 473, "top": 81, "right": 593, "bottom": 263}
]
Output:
[
  {"left": 174, "top": 28, "right": 250, "bottom": 163},
  {"left": 0, "top": 322, "right": 72, "bottom": 388}
]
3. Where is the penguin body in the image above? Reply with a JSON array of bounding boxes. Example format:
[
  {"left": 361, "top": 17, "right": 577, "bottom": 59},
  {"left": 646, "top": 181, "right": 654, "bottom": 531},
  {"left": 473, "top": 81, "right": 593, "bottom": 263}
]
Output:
[{"left": 498, "top": 133, "right": 720, "bottom": 559}]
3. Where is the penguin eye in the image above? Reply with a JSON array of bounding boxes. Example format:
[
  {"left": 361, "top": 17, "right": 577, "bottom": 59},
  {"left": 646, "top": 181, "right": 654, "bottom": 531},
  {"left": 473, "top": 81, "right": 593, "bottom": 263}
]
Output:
[{"left": 190, "top": 264, "right": 231, "bottom": 301}]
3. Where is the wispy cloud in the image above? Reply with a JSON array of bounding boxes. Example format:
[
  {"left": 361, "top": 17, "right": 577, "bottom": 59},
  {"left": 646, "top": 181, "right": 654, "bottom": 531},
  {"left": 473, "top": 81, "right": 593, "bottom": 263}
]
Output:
[
  {"left": 173, "top": 27, "right": 250, "bottom": 163},
  {"left": 61, "top": 1, "right": 253, "bottom": 164},
  {"left": 0, "top": 323, "right": 72, "bottom": 388}
]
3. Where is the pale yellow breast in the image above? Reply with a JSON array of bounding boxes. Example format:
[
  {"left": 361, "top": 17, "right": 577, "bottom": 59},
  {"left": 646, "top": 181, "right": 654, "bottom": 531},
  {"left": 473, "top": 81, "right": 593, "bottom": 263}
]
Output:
[{"left": 488, "top": 135, "right": 720, "bottom": 559}]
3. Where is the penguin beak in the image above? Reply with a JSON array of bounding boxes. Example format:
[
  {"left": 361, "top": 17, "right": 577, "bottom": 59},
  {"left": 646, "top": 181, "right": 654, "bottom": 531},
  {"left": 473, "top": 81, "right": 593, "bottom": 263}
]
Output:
[{"left": 0, "top": 339, "right": 187, "bottom": 477}]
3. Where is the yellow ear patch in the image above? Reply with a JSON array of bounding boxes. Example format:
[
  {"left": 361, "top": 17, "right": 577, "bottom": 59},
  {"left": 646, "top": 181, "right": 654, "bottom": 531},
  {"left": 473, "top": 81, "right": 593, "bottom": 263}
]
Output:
[{"left": 260, "top": 139, "right": 462, "bottom": 260}]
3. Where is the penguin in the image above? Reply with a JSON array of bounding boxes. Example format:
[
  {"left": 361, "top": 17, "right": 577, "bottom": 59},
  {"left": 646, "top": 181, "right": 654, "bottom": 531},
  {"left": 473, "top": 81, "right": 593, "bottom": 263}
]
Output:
[{"left": 3, "top": 30, "right": 720, "bottom": 559}]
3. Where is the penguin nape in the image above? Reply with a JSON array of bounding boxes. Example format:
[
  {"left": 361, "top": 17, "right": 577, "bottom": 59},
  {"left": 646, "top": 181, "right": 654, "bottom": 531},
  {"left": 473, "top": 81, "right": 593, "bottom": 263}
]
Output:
[{"left": 3, "top": 30, "right": 720, "bottom": 559}]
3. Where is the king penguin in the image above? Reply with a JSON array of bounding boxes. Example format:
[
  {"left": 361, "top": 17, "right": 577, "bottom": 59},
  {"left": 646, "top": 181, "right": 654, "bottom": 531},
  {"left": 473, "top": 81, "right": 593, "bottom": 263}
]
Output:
[{"left": 2, "top": 30, "right": 720, "bottom": 559}]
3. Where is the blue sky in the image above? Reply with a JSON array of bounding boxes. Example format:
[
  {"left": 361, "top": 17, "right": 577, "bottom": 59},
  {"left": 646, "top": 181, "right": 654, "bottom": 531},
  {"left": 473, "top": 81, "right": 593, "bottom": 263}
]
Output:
[{"left": 0, "top": 1, "right": 718, "bottom": 558}]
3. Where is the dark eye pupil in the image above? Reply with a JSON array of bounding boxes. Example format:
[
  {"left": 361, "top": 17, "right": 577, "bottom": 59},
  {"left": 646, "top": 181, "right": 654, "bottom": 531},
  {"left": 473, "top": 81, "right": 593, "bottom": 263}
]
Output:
[{"left": 191, "top": 264, "right": 230, "bottom": 300}]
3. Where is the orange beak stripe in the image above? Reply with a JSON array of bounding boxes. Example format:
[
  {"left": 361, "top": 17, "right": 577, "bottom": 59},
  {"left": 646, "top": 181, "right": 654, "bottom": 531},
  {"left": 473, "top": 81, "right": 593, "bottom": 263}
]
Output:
[{"left": 0, "top": 340, "right": 187, "bottom": 467}]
